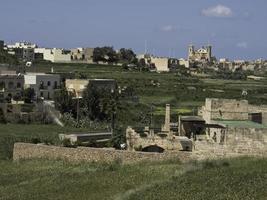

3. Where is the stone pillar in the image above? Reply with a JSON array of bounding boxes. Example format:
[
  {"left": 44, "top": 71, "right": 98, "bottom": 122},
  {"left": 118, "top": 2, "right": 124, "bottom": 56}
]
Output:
[
  {"left": 163, "top": 104, "right": 170, "bottom": 132},
  {"left": 178, "top": 115, "right": 181, "bottom": 136}
]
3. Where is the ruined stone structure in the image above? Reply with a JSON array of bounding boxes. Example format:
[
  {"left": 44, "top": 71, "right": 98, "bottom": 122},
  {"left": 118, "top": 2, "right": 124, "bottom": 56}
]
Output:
[
  {"left": 188, "top": 44, "right": 212, "bottom": 62},
  {"left": 126, "top": 104, "right": 192, "bottom": 152},
  {"left": 196, "top": 98, "right": 267, "bottom": 153}
]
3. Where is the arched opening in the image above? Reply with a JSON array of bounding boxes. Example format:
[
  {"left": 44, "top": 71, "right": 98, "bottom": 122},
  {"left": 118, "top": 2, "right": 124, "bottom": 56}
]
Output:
[{"left": 142, "top": 145, "right": 165, "bottom": 153}]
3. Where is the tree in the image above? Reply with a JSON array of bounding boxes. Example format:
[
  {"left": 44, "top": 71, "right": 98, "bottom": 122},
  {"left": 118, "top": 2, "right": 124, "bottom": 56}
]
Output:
[
  {"left": 54, "top": 87, "right": 76, "bottom": 115},
  {"left": 93, "top": 47, "right": 118, "bottom": 63},
  {"left": 23, "top": 88, "right": 35, "bottom": 103},
  {"left": 81, "top": 84, "right": 119, "bottom": 121},
  {"left": 0, "top": 49, "right": 19, "bottom": 65},
  {"left": 118, "top": 48, "right": 137, "bottom": 64}
]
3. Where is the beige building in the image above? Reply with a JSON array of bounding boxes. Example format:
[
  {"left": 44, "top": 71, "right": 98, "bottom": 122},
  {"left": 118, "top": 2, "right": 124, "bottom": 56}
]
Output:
[
  {"left": 137, "top": 54, "right": 169, "bottom": 72},
  {"left": 198, "top": 98, "right": 267, "bottom": 144},
  {"left": 65, "top": 79, "right": 89, "bottom": 97},
  {"left": 70, "top": 48, "right": 94, "bottom": 63},
  {"left": 150, "top": 57, "right": 169, "bottom": 72},
  {"left": 38, "top": 48, "right": 71, "bottom": 63},
  {"left": 188, "top": 44, "right": 212, "bottom": 62},
  {"left": 65, "top": 79, "right": 117, "bottom": 97}
]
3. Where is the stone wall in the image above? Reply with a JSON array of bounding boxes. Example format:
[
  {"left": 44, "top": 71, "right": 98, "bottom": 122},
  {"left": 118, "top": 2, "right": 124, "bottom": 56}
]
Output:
[
  {"left": 13, "top": 143, "right": 191, "bottom": 164},
  {"left": 13, "top": 141, "right": 267, "bottom": 164},
  {"left": 202, "top": 98, "right": 249, "bottom": 122},
  {"left": 194, "top": 127, "right": 267, "bottom": 160}
]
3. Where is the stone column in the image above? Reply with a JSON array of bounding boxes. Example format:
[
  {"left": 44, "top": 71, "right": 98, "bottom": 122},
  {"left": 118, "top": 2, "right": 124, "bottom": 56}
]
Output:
[{"left": 163, "top": 104, "right": 170, "bottom": 133}]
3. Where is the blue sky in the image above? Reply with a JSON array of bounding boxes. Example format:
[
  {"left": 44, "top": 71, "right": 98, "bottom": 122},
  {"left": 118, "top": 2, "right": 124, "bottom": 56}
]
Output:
[{"left": 1, "top": 0, "right": 266, "bottom": 60}]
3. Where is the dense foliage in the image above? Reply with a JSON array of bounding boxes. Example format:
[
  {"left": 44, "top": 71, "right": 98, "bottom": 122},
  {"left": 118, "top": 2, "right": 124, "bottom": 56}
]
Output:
[{"left": 0, "top": 49, "right": 18, "bottom": 64}]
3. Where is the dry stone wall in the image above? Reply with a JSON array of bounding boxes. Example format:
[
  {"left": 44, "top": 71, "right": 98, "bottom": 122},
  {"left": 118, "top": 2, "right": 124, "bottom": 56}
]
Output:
[
  {"left": 13, "top": 143, "right": 191, "bottom": 164},
  {"left": 13, "top": 142, "right": 267, "bottom": 164}
]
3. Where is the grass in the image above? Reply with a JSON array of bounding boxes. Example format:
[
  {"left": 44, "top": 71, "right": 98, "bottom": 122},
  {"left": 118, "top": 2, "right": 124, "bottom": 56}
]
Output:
[
  {"left": 0, "top": 157, "right": 266, "bottom": 200},
  {"left": 128, "top": 157, "right": 267, "bottom": 200},
  {"left": 0, "top": 124, "right": 90, "bottom": 160}
]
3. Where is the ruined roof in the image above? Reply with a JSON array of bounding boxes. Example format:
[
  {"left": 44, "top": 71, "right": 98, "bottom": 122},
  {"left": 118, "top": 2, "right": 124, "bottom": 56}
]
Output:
[{"left": 214, "top": 120, "right": 267, "bottom": 129}]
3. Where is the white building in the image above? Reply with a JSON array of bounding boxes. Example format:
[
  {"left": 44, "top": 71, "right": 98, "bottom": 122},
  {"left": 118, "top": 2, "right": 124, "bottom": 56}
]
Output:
[
  {"left": 7, "top": 42, "right": 37, "bottom": 49},
  {"left": 36, "top": 48, "right": 71, "bottom": 63},
  {"left": 150, "top": 57, "right": 169, "bottom": 72},
  {"left": 24, "top": 73, "right": 61, "bottom": 100},
  {"left": 178, "top": 58, "right": 189, "bottom": 68}
]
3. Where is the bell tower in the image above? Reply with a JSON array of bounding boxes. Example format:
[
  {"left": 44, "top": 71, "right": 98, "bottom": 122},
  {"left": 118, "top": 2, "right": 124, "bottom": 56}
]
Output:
[
  {"left": 206, "top": 45, "right": 212, "bottom": 62},
  {"left": 188, "top": 44, "right": 194, "bottom": 60}
]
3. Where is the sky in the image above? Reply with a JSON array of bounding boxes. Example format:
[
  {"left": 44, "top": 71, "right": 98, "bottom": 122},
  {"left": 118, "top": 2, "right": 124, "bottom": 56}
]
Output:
[{"left": 0, "top": 0, "right": 267, "bottom": 60}]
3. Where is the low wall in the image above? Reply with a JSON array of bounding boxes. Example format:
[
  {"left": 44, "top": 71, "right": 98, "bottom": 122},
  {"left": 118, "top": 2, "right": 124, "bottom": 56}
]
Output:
[
  {"left": 13, "top": 142, "right": 267, "bottom": 164},
  {"left": 13, "top": 143, "right": 191, "bottom": 164}
]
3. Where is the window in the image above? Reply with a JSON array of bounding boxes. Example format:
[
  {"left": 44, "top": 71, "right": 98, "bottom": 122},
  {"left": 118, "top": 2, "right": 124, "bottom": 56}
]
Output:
[
  {"left": 47, "top": 81, "right": 51, "bottom": 86},
  {"left": 17, "top": 82, "right": 21, "bottom": 88},
  {"left": 8, "top": 82, "right": 14, "bottom": 89}
]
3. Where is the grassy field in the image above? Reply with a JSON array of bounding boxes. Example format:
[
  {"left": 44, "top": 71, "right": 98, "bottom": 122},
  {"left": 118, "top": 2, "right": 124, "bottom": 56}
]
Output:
[
  {"left": 0, "top": 157, "right": 266, "bottom": 200},
  {"left": 0, "top": 124, "right": 90, "bottom": 160}
]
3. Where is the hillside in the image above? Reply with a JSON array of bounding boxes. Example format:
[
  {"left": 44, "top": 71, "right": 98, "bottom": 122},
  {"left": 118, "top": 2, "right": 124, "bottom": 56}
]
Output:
[{"left": 0, "top": 157, "right": 266, "bottom": 200}]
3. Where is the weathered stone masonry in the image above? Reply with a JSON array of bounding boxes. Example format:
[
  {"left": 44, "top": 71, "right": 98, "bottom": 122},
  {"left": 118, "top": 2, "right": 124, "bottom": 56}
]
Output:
[
  {"left": 13, "top": 143, "right": 191, "bottom": 164},
  {"left": 13, "top": 142, "right": 267, "bottom": 164}
]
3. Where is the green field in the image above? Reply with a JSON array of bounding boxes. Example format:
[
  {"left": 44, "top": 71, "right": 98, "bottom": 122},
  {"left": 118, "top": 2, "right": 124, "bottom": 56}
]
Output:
[
  {"left": 17, "top": 62, "right": 267, "bottom": 127},
  {"left": 0, "top": 124, "right": 90, "bottom": 160},
  {"left": 0, "top": 157, "right": 266, "bottom": 200}
]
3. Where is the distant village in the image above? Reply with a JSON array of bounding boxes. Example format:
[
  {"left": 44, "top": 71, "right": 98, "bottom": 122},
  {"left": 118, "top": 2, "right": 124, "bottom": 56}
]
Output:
[{"left": 1, "top": 39, "right": 267, "bottom": 73}]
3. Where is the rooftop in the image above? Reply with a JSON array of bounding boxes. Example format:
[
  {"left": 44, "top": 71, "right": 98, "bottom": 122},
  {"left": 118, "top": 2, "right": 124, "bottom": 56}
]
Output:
[{"left": 214, "top": 120, "right": 267, "bottom": 129}]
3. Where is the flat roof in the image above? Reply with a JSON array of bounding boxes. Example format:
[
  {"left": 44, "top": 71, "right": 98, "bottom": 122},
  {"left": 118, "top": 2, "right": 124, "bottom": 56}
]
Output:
[
  {"left": 68, "top": 132, "right": 112, "bottom": 137},
  {"left": 180, "top": 116, "right": 205, "bottom": 122},
  {"left": 214, "top": 120, "right": 267, "bottom": 129}
]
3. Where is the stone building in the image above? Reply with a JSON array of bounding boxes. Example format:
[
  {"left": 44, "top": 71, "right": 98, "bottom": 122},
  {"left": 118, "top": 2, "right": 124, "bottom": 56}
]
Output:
[
  {"left": 188, "top": 44, "right": 212, "bottom": 62},
  {"left": 65, "top": 79, "right": 89, "bottom": 97},
  {"left": 65, "top": 79, "right": 117, "bottom": 97},
  {"left": 137, "top": 54, "right": 169, "bottom": 72},
  {"left": 0, "top": 71, "right": 24, "bottom": 102},
  {"left": 24, "top": 73, "right": 61, "bottom": 100},
  {"left": 6, "top": 42, "right": 36, "bottom": 62},
  {"left": 70, "top": 48, "right": 94, "bottom": 63},
  {"left": 36, "top": 48, "right": 71, "bottom": 63},
  {"left": 198, "top": 98, "right": 267, "bottom": 145}
]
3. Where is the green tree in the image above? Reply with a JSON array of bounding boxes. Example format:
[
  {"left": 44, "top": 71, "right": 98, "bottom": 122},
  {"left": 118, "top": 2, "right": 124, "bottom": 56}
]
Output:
[
  {"left": 118, "top": 48, "right": 137, "bottom": 64},
  {"left": 81, "top": 84, "right": 119, "bottom": 121},
  {"left": 93, "top": 47, "right": 118, "bottom": 63},
  {"left": 54, "top": 87, "right": 76, "bottom": 115},
  {"left": 23, "top": 88, "right": 35, "bottom": 103},
  {"left": 0, "top": 49, "right": 19, "bottom": 65}
]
